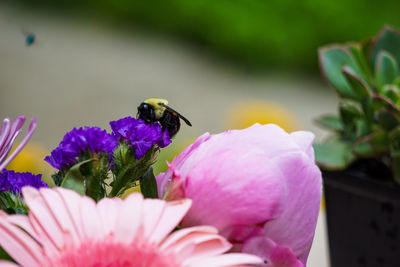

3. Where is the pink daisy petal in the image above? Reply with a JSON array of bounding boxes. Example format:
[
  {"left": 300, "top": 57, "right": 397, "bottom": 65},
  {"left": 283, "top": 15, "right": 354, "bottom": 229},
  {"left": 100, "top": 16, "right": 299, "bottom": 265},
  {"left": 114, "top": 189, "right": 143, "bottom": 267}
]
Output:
[
  {"left": 0, "top": 214, "right": 43, "bottom": 267},
  {"left": 160, "top": 225, "right": 218, "bottom": 250},
  {"left": 55, "top": 188, "right": 85, "bottom": 240},
  {"left": 189, "top": 253, "right": 263, "bottom": 267},
  {"left": 97, "top": 197, "right": 122, "bottom": 236},
  {"left": 1, "top": 188, "right": 261, "bottom": 267},
  {"left": 5, "top": 214, "right": 38, "bottom": 241},
  {"left": 22, "top": 187, "right": 64, "bottom": 252},
  {"left": 113, "top": 193, "right": 143, "bottom": 244},
  {"left": 148, "top": 199, "right": 192, "bottom": 244},
  {"left": 79, "top": 196, "right": 102, "bottom": 241},
  {"left": 0, "top": 260, "right": 20, "bottom": 267}
]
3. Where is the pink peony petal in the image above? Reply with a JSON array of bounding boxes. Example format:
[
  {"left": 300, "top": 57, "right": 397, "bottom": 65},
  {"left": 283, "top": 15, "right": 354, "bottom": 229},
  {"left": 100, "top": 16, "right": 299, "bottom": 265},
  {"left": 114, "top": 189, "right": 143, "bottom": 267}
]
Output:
[{"left": 289, "top": 131, "right": 315, "bottom": 162}]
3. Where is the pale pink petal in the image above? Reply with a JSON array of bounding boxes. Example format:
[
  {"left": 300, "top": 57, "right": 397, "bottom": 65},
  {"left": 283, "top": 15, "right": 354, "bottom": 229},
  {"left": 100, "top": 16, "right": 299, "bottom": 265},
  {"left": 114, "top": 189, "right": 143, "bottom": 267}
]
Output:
[
  {"left": 22, "top": 187, "right": 64, "bottom": 252},
  {"left": 6, "top": 214, "right": 38, "bottom": 240},
  {"left": 189, "top": 253, "right": 263, "bottom": 267},
  {"left": 40, "top": 188, "right": 80, "bottom": 245},
  {"left": 55, "top": 188, "right": 85, "bottom": 240},
  {"left": 0, "top": 260, "right": 20, "bottom": 267},
  {"left": 176, "top": 233, "right": 232, "bottom": 264},
  {"left": 160, "top": 226, "right": 218, "bottom": 250},
  {"left": 148, "top": 199, "right": 192, "bottom": 244},
  {"left": 0, "top": 215, "right": 42, "bottom": 267},
  {"left": 113, "top": 193, "right": 143, "bottom": 244},
  {"left": 97, "top": 197, "right": 122, "bottom": 236},
  {"left": 140, "top": 198, "right": 166, "bottom": 239},
  {"left": 79, "top": 196, "right": 102, "bottom": 241}
]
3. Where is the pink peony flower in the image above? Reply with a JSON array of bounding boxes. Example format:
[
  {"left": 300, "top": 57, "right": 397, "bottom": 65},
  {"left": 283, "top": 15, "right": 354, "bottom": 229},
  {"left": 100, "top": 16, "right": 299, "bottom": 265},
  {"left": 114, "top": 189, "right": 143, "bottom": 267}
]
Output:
[
  {"left": 156, "top": 124, "right": 322, "bottom": 267},
  {"left": 0, "top": 186, "right": 262, "bottom": 267}
]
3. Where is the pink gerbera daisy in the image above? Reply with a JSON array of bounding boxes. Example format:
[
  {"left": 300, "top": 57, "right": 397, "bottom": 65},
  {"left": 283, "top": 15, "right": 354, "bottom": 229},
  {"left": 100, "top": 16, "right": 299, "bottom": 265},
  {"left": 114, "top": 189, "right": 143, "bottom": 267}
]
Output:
[{"left": 0, "top": 187, "right": 261, "bottom": 267}]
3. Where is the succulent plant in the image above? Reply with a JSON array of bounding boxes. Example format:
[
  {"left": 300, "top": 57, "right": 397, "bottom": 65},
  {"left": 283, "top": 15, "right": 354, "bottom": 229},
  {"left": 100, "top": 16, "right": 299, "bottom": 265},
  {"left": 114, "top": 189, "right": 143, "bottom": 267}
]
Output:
[{"left": 315, "top": 25, "right": 400, "bottom": 183}]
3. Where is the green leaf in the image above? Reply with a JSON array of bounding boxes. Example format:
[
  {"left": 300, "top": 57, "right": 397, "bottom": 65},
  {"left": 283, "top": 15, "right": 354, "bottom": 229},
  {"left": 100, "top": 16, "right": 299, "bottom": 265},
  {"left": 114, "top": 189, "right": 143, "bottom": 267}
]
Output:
[
  {"left": 61, "top": 159, "right": 94, "bottom": 195},
  {"left": 85, "top": 155, "right": 109, "bottom": 201},
  {"left": 382, "top": 85, "right": 400, "bottom": 104},
  {"left": 349, "top": 44, "right": 373, "bottom": 85},
  {"left": 315, "top": 115, "right": 343, "bottom": 132},
  {"left": 372, "top": 94, "right": 400, "bottom": 116},
  {"left": 110, "top": 145, "right": 156, "bottom": 197},
  {"left": 0, "top": 246, "right": 13, "bottom": 261},
  {"left": 342, "top": 65, "right": 371, "bottom": 100},
  {"left": 352, "top": 130, "right": 389, "bottom": 157},
  {"left": 319, "top": 46, "right": 366, "bottom": 100},
  {"left": 139, "top": 167, "right": 158, "bottom": 199},
  {"left": 377, "top": 109, "right": 400, "bottom": 131},
  {"left": 375, "top": 51, "right": 399, "bottom": 89},
  {"left": 314, "top": 139, "right": 355, "bottom": 170},
  {"left": 370, "top": 26, "right": 400, "bottom": 71}
]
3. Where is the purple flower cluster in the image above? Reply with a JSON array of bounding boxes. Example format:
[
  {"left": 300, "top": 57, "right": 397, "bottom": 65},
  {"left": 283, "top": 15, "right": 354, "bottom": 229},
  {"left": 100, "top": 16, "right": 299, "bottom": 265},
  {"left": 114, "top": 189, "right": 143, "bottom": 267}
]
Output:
[
  {"left": 110, "top": 117, "right": 171, "bottom": 159},
  {"left": 0, "top": 170, "right": 47, "bottom": 194},
  {"left": 45, "top": 127, "right": 118, "bottom": 170}
]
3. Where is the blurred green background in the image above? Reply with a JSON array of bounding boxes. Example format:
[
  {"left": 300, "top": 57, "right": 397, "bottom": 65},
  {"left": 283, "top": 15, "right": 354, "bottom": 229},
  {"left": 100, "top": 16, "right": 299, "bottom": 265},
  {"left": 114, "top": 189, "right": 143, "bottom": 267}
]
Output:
[{"left": 20, "top": 0, "right": 400, "bottom": 72}]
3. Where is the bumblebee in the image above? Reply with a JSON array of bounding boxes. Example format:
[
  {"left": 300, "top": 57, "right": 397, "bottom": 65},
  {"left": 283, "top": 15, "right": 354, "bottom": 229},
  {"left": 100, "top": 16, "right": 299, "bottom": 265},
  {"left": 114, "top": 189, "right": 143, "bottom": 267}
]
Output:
[{"left": 137, "top": 98, "right": 192, "bottom": 138}]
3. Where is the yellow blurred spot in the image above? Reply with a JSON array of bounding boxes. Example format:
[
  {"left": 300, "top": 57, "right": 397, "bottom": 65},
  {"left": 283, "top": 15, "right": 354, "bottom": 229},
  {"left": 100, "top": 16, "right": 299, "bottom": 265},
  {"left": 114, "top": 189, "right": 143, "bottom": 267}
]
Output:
[
  {"left": 121, "top": 183, "right": 142, "bottom": 199},
  {"left": 320, "top": 195, "right": 326, "bottom": 211},
  {"left": 7, "top": 143, "right": 54, "bottom": 186},
  {"left": 7, "top": 143, "right": 51, "bottom": 174},
  {"left": 226, "top": 100, "right": 300, "bottom": 132}
]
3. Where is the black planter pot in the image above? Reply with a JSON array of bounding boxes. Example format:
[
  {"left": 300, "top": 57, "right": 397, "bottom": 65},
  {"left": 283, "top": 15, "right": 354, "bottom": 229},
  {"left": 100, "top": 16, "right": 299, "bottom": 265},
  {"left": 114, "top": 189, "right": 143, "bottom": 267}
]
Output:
[{"left": 323, "top": 169, "right": 400, "bottom": 267}]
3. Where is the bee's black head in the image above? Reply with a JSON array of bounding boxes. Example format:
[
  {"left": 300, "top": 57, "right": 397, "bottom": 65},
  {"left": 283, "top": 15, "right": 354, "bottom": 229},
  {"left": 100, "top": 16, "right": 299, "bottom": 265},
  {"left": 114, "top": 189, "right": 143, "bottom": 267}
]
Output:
[{"left": 137, "top": 103, "right": 156, "bottom": 124}]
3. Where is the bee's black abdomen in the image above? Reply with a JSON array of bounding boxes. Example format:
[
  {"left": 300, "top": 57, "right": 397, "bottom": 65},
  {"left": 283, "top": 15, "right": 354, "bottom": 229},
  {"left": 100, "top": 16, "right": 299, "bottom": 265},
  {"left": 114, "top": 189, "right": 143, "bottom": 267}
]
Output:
[{"left": 160, "top": 111, "right": 180, "bottom": 138}]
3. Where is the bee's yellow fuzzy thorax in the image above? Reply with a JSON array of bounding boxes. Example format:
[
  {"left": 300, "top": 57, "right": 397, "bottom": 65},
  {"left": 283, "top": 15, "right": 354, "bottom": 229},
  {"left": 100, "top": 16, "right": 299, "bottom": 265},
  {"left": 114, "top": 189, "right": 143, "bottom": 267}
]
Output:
[{"left": 144, "top": 98, "right": 168, "bottom": 119}]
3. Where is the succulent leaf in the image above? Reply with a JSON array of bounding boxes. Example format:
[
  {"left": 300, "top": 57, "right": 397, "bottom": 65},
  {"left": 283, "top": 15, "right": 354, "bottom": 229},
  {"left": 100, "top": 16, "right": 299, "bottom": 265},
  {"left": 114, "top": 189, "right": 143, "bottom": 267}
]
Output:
[
  {"left": 342, "top": 65, "right": 371, "bottom": 100},
  {"left": 313, "top": 139, "right": 355, "bottom": 170},
  {"left": 317, "top": 26, "right": 400, "bottom": 182},
  {"left": 377, "top": 109, "right": 400, "bottom": 131},
  {"left": 319, "top": 46, "right": 366, "bottom": 100},
  {"left": 352, "top": 130, "right": 389, "bottom": 157},
  {"left": 370, "top": 26, "right": 400, "bottom": 71},
  {"left": 375, "top": 51, "right": 399, "bottom": 89},
  {"left": 315, "top": 115, "right": 344, "bottom": 132},
  {"left": 382, "top": 85, "right": 400, "bottom": 104}
]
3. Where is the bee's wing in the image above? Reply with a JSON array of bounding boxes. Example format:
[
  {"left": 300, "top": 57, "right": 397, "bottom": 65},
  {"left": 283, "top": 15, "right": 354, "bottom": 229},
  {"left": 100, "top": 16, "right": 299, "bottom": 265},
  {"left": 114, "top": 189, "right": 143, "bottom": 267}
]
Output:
[{"left": 159, "top": 103, "right": 192, "bottom": 126}]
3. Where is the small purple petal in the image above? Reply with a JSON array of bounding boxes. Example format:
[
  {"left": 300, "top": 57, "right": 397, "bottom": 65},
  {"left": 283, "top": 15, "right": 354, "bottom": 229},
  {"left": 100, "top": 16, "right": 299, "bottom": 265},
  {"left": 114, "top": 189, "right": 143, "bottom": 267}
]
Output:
[
  {"left": 110, "top": 116, "right": 172, "bottom": 159},
  {"left": 0, "top": 169, "right": 47, "bottom": 194},
  {"left": 45, "top": 127, "right": 118, "bottom": 170}
]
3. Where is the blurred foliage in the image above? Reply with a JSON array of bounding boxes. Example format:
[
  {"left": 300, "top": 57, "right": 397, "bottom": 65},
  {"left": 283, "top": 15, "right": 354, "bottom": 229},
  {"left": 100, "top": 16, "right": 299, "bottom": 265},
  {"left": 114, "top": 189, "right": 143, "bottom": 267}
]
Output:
[
  {"left": 20, "top": 0, "right": 400, "bottom": 71},
  {"left": 226, "top": 100, "right": 300, "bottom": 132}
]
